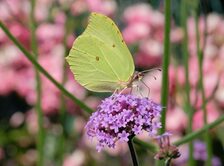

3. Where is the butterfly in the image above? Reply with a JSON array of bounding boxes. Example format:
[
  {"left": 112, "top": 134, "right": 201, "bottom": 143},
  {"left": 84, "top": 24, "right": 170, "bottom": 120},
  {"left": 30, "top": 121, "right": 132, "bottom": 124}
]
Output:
[{"left": 66, "top": 12, "right": 155, "bottom": 93}]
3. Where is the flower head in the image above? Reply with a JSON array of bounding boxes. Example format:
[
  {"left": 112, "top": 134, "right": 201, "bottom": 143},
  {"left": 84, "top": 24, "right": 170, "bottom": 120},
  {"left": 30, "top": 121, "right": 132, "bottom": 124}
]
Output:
[
  {"left": 154, "top": 132, "right": 181, "bottom": 161},
  {"left": 85, "top": 94, "right": 162, "bottom": 151}
]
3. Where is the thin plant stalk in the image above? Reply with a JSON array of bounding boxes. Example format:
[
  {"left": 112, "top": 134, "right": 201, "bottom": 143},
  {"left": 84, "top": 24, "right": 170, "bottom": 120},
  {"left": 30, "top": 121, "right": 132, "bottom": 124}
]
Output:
[
  {"left": 0, "top": 21, "right": 93, "bottom": 114},
  {"left": 128, "top": 138, "right": 139, "bottom": 166},
  {"left": 180, "top": 0, "right": 195, "bottom": 165},
  {"left": 174, "top": 114, "right": 224, "bottom": 146},
  {"left": 30, "top": 0, "right": 44, "bottom": 165},
  {"left": 194, "top": 10, "right": 212, "bottom": 166},
  {"left": 157, "top": 0, "right": 171, "bottom": 164},
  {"left": 165, "top": 158, "right": 171, "bottom": 166},
  {"left": 134, "top": 114, "right": 224, "bottom": 151},
  {"left": 57, "top": 9, "right": 72, "bottom": 164},
  {"left": 160, "top": 0, "right": 172, "bottom": 134}
]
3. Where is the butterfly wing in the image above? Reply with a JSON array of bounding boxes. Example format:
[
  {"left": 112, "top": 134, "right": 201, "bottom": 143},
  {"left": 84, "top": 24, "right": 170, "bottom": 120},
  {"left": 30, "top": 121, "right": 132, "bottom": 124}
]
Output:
[{"left": 66, "top": 13, "right": 135, "bottom": 92}]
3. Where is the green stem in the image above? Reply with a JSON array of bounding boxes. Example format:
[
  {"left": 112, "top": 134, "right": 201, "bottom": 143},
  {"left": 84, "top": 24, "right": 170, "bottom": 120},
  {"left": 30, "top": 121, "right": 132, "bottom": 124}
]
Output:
[
  {"left": 180, "top": 0, "right": 194, "bottom": 165},
  {"left": 174, "top": 114, "right": 224, "bottom": 146},
  {"left": 157, "top": 0, "right": 172, "bottom": 164},
  {"left": 160, "top": 0, "right": 171, "bottom": 134},
  {"left": 165, "top": 158, "right": 171, "bottom": 166},
  {"left": 30, "top": 1, "right": 44, "bottom": 165},
  {"left": 57, "top": 9, "right": 71, "bottom": 165},
  {"left": 194, "top": 8, "right": 212, "bottom": 166},
  {"left": 133, "top": 138, "right": 157, "bottom": 153},
  {"left": 128, "top": 138, "right": 139, "bottom": 166},
  {"left": 0, "top": 21, "right": 93, "bottom": 114},
  {"left": 134, "top": 114, "right": 224, "bottom": 152}
]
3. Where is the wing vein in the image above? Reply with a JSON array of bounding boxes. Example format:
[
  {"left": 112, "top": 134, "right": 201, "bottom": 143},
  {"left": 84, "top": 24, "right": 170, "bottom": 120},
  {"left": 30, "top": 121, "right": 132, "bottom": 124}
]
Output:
[{"left": 95, "top": 40, "right": 121, "bottom": 80}]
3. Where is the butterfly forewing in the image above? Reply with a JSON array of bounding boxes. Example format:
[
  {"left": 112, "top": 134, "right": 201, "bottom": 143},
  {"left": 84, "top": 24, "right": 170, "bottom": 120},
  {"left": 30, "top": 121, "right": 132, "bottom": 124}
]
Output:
[{"left": 66, "top": 13, "right": 135, "bottom": 92}]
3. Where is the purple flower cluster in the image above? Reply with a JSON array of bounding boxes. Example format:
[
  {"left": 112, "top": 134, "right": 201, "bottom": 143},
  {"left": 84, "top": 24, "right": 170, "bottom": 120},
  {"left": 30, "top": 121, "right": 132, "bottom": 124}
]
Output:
[{"left": 85, "top": 94, "right": 162, "bottom": 152}]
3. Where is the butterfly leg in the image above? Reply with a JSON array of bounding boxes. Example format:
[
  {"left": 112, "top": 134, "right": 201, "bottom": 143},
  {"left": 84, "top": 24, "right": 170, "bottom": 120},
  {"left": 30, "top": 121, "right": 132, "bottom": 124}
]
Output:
[
  {"left": 136, "top": 84, "right": 144, "bottom": 97},
  {"left": 140, "top": 80, "right": 151, "bottom": 98},
  {"left": 112, "top": 89, "right": 119, "bottom": 96},
  {"left": 118, "top": 87, "right": 128, "bottom": 95}
]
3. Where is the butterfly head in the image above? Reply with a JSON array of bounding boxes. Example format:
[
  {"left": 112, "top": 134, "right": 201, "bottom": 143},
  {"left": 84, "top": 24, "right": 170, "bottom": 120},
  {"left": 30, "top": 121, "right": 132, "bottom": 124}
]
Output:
[{"left": 126, "top": 71, "right": 143, "bottom": 88}]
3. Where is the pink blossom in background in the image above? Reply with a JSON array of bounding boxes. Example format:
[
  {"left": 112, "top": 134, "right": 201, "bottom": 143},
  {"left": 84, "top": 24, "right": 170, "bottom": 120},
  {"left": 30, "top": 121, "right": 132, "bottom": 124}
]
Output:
[
  {"left": 9, "top": 112, "right": 25, "bottom": 128},
  {"left": 9, "top": 23, "right": 30, "bottom": 47},
  {"left": 63, "top": 150, "right": 85, "bottom": 166},
  {"left": 66, "top": 35, "right": 76, "bottom": 48},
  {"left": 0, "top": 0, "right": 89, "bottom": 115},
  {"left": 85, "top": 0, "right": 117, "bottom": 16},
  {"left": 25, "top": 110, "right": 39, "bottom": 135},
  {"left": 166, "top": 106, "right": 187, "bottom": 132},
  {"left": 84, "top": 96, "right": 101, "bottom": 110},
  {"left": 123, "top": 4, "right": 152, "bottom": 25},
  {"left": 135, "top": 39, "right": 163, "bottom": 67},
  {"left": 0, "top": 0, "right": 28, "bottom": 21},
  {"left": 193, "top": 102, "right": 220, "bottom": 130},
  {"left": 35, "top": 0, "right": 53, "bottom": 22},
  {"left": 37, "top": 23, "right": 64, "bottom": 54},
  {"left": 122, "top": 23, "right": 150, "bottom": 44},
  {"left": 207, "top": 13, "right": 222, "bottom": 34},
  {"left": 170, "top": 28, "right": 183, "bottom": 43},
  {"left": 122, "top": 3, "right": 180, "bottom": 67},
  {"left": 71, "top": 0, "right": 88, "bottom": 16}
]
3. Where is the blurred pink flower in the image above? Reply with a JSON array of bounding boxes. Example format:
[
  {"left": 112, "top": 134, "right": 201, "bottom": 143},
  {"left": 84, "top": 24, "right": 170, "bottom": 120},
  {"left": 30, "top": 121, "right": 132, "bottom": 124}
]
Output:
[
  {"left": 171, "top": 28, "right": 183, "bottom": 43},
  {"left": 9, "top": 112, "right": 25, "bottom": 128},
  {"left": 0, "top": 0, "right": 28, "bottom": 21},
  {"left": 166, "top": 106, "right": 187, "bottom": 132},
  {"left": 63, "top": 150, "right": 85, "bottom": 166},
  {"left": 123, "top": 23, "right": 150, "bottom": 44},
  {"left": 85, "top": 0, "right": 117, "bottom": 16},
  {"left": 35, "top": 0, "right": 53, "bottom": 22},
  {"left": 37, "top": 23, "right": 64, "bottom": 54},
  {"left": 9, "top": 23, "right": 30, "bottom": 47},
  {"left": 71, "top": 0, "right": 88, "bottom": 16},
  {"left": 123, "top": 4, "right": 152, "bottom": 25},
  {"left": 193, "top": 102, "right": 220, "bottom": 130},
  {"left": 207, "top": 13, "right": 222, "bottom": 34},
  {"left": 135, "top": 39, "right": 163, "bottom": 67},
  {"left": 0, "top": 67, "right": 15, "bottom": 95},
  {"left": 25, "top": 110, "right": 39, "bottom": 135},
  {"left": 122, "top": 3, "right": 169, "bottom": 67},
  {"left": 84, "top": 96, "right": 101, "bottom": 110},
  {"left": 66, "top": 35, "right": 76, "bottom": 48}
]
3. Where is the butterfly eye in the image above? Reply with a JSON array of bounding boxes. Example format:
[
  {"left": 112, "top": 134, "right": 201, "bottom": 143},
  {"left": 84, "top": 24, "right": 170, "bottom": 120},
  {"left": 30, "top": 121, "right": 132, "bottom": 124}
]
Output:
[
  {"left": 112, "top": 44, "right": 115, "bottom": 48},
  {"left": 96, "top": 56, "right": 100, "bottom": 61}
]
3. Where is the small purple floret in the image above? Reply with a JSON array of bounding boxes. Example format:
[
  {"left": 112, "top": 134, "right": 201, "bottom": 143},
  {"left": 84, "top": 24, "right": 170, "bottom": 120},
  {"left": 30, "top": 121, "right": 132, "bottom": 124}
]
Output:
[{"left": 85, "top": 94, "right": 162, "bottom": 152}]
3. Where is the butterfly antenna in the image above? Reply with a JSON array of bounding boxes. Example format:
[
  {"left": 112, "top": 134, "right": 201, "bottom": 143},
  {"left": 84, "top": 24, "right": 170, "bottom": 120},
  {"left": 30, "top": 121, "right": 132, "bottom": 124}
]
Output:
[
  {"left": 140, "top": 67, "right": 161, "bottom": 81},
  {"left": 141, "top": 68, "right": 162, "bottom": 74}
]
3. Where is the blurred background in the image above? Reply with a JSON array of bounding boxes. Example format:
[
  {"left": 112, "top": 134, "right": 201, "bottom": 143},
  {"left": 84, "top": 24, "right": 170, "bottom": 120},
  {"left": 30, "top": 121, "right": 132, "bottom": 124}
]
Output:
[{"left": 0, "top": 0, "right": 224, "bottom": 165}]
